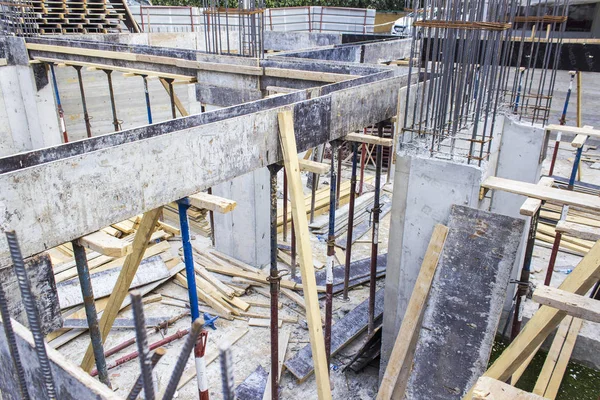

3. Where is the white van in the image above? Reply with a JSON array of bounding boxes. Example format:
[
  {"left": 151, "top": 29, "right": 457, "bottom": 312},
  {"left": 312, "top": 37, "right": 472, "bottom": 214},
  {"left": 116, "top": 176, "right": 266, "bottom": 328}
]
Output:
[{"left": 391, "top": 9, "right": 438, "bottom": 38}]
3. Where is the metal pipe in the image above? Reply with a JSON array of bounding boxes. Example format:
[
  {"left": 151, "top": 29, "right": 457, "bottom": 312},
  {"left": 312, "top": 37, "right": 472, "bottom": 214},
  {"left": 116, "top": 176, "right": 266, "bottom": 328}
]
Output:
[
  {"left": 267, "top": 163, "right": 282, "bottom": 400},
  {"left": 359, "top": 140, "right": 367, "bottom": 196},
  {"left": 368, "top": 122, "right": 384, "bottom": 335},
  {"left": 142, "top": 75, "right": 153, "bottom": 124},
  {"left": 177, "top": 198, "right": 201, "bottom": 321},
  {"left": 104, "top": 69, "right": 120, "bottom": 132},
  {"left": 130, "top": 291, "right": 155, "bottom": 400},
  {"left": 207, "top": 187, "right": 216, "bottom": 247},
  {"left": 510, "top": 206, "right": 540, "bottom": 340},
  {"left": 568, "top": 146, "right": 583, "bottom": 190},
  {"left": 0, "top": 280, "right": 30, "bottom": 400},
  {"left": 126, "top": 347, "right": 166, "bottom": 400},
  {"left": 165, "top": 78, "right": 177, "bottom": 119},
  {"left": 335, "top": 144, "right": 342, "bottom": 209},
  {"left": 72, "top": 240, "right": 111, "bottom": 388},
  {"left": 196, "top": 330, "right": 210, "bottom": 400},
  {"left": 49, "top": 64, "right": 69, "bottom": 143},
  {"left": 161, "top": 319, "right": 204, "bottom": 400},
  {"left": 291, "top": 219, "right": 296, "bottom": 280},
  {"left": 283, "top": 169, "right": 288, "bottom": 241},
  {"left": 544, "top": 206, "right": 568, "bottom": 287},
  {"left": 343, "top": 142, "right": 359, "bottom": 301},
  {"left": 73, "top": 66, "right": 92, "bottom": 138},
  {"left": 325, "top": 141, "right": 338, "bottom": 366},
  {"left": 6, "top": 231, "right": 57, "bottom": 399},
  {"left": 548, "top": 131, "right": 561, "bottom": 178}
]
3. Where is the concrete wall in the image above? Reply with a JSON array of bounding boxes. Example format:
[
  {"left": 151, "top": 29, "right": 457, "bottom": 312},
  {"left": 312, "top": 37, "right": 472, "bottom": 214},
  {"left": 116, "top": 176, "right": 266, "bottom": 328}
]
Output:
[
  {"left": 489, "top": 115, "right": 547, "bottom": 322},
  {"left": 380, "top": 152, "right": 487, "bottom": 375},
  {"left": 0, "top": 38, "right": 62, "bottom": 157}
]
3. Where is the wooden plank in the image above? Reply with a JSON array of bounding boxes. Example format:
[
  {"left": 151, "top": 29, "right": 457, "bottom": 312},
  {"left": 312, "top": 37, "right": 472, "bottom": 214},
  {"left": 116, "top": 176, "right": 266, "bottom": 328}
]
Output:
[
  {"left": 543, "top": 317, "right": 583, "bottom": 399},
  {"left": 277, "top": 110, "right": 332, "bottom": 400},
  {"left": 188, "top": 192, "right": 237, "bottom": 214},
  {"left": 520, "top": 177, "right": 554, "bottom": 217},
  {"left": 482, "top": 176, "right": 600, "bottom": 211},
  {"left": 571, "top": 134, "right": 588, "bottom": 149},
  {"left": 407, "top": 206, "right": 524, "bottom": 399},
  {"left": 262, "top": 329, "right": 291, "bottom": 400},
  {"left": 0, "top": 317, "right": 122, "bottom": 399},
  {"left": 174, "top": 273, "right": 234, "bottom": 319},
  {"left": 533, "top": 285, "right": 600, "bottom": 323},
  {"left": 194, "top": 264, "right": 237, "bottom": 298},
  {"left": 298, "top": 159, "right": 329, "bottom": 174},
  {"left": 532, "top": 316, "right": 572, "bottom": 396},
  {"left": 472, "top": 377, "right": 547, "bottom": 400},
  {"left": 463, "top": 238, "right": 600, "bottom": 399},
  {"left": 202, "top": 260, "right": 300, "bottom": 291},
  {"left": 285, "top": 289, "right": 384, "bottom": 382},
  {"left": 264, "top": 67, "right": 357, "bottom": 83},
  {"left": 555, "top": 220, "right": 600, "bottom": 241},
  {"left": 80, "top": 208, "right": 161, "bottom": 372},
  {"left": 0, "top": 252, "right": 62, "bottom": 336},
  {"left": 377, "top": 224, "right": 448, "bottom": 400},
  {"left": 344, "top": 132, "right": 393, "bottom": 147},
  {"left": 56, "top": 254, "right": 169, "bottom": 309},
  {"left": 248, "top": 318, "right": 283, "bottom": 328},
  {"left": 545, "top": 124, "right": 600, "bottom": 138},
  {"left": 79, "top": 230, "right": 132, "bottom": 257},
  {"left": 159, "top": 77, "right": 189, "bottom": 117}
]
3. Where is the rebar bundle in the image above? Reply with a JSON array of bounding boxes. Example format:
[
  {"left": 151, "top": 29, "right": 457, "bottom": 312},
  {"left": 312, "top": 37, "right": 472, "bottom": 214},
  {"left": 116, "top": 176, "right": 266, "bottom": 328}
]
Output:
[
  {"left": 201, "top": 0, "right": 264, "bottom": 58},
  {"left": 0, "top": 0, "right": 39, "bottom": 36},
  {"left": 400, "top": 0, "right": 569, "bottom": 166}
]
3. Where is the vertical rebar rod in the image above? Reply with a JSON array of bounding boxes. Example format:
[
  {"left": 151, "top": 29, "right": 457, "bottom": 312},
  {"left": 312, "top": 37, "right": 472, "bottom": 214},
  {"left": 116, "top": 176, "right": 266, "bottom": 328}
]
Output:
[
  {"left": 161, "top": 319, "right": 204, "bottom": 400},
  {"left": 0, "top": 280, "right": 30, "bottom": 400},
  {"left": 510, "top": 207, "right": 540, "bottom": 341},
  {"left": 368, "top": 123, "right": 384, "bottom": 335},
  {"left": 325, "top": 141, "right": 338, "bottom": 367},
  {"left": 177, "top": 198, "right": 200, "bottom": 321},
  {"left": 6, "top": 231, "right": 57, "bottom": 399},
  {"left": 219, "top": 345, "right": 235, "bottom": 400},
  {"left": 130, "top": 291, "right": 154, "bottom": 400},
  {"left": 74, "top": 66, "right": 92, "bottom": 138},
  {"left": 268, "top": 163, "right": 281, "bottom": 400},
  {"left": 207, "top": 187, "right": 216, "bottom": 247},
  {"left": 72, "top": 240, "right": 111, "bottom": 388},
  {"left": 343, "top": 142, "right": 359, "bottom": 301},
  {"left": 126, "top": 348, "right": 166, "bottom": 400},
  {"left": 104, "top": 69, "right": 120, "bottom": 132}
]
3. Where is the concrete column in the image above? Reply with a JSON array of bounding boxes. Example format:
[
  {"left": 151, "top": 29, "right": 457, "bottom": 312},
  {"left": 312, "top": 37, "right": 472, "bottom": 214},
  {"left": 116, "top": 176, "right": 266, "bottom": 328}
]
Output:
[
  {"left": 212, "top": 169, "right": 271, "bottom": 268},
  {"left": 380, "top": 152, "right": 487, "bottom": 375},
  {"left": 489, "top": 115, "right": 547, "bottom": 325}
]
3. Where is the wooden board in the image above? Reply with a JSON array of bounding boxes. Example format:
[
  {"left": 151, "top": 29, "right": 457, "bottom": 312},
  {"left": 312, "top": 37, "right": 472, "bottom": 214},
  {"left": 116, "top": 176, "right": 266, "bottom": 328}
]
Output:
[
  {"left": 284, "top": 289, "right": 385, "bottom": 382},
  {"left": 545, "top": 124, "right": 600, "bottom": 138},
  {"left": 463, "top": 237, "right": 600, "bottom": 399},
  {"left": 571, "top": 134, "right": 588, "bottom": 149},
  {"left": 482, "top": 176, "right": 600, "bottom": 211},
  {"left": 533, "top": 285, "right": 600, "bottom": 323},
  {"left": 262, "top": 329, "right": 291, "bottom": 400},
  {"left": 79, "top": 230, "right": 132, "bottom": 257},
  {"left": 188, "top": 192, "right": 237, "bottom": 214},
  {"left": 0, "top": 317, "right": 122, "bottom": 399},
  {"left": 278, "top": 109, "right": 331, "bottom": 399},
  {"left": 406, "top": 205, "right": 524, "bottom": 400},
  {"left": 0, "top": 252, "right": 61, "bottom": 336},
  {"left": 80, "top": 208, "right": 161, "bottom": 372},
  {"left": 377, "top": 224, "right": 448, "bottom": 400},
  {"left": 298, "top": 159, "right": 329, "bottom": 174},
  {"left": 345, "top": 132, "right": 393, "bottom": 147},
  {"left": 532, "top": 316, "right": 572, "bottom": 396},
  {"left": 472, "top": 377, "right": 547, "bottom": 399},
  {"left": 555, "top": 220, "right": 600, "bottom": 241},
  {"left": 519, "top": 177, "right": 554, "bottom": 217},
  {"left": 56, "top": 254, "right": 169, "bottom": 309}
]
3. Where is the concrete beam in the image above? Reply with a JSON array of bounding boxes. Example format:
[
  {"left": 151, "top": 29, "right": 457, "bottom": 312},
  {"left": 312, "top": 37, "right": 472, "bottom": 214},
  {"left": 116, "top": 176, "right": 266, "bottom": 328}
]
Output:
[{"left": 0, "top": 74, "right": 405, "bottom": 267}]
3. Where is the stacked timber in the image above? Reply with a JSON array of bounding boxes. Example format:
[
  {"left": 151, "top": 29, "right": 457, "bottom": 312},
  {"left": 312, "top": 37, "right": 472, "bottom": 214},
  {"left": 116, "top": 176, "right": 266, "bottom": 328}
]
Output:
[
  {"left": 3, "top": 0, "right": 132, "bottom": 35},
  {"left": 164, "top": 202, "right": 212, "bottom": 237},
  {"left": 277, "top": 176, "right": 375, "bottom": 232},
  {"left": 536, "top": 203, "right": 600, "bottom": 255}
]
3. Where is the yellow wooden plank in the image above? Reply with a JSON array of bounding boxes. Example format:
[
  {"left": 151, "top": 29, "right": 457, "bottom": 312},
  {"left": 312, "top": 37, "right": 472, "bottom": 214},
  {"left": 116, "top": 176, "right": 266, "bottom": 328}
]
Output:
[
  {"left": 278, "top": 109, "right": 332, "bottom": 400},
  {"left": 377, "top": 224, "right": 448, "bottom": 400}
]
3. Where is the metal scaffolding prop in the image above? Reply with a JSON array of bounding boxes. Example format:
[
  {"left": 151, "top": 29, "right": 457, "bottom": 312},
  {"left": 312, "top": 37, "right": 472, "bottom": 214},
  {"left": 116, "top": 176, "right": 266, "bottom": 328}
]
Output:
[
  {"left": 400, "top": 0, "right": 569, "bottom": 165},
  {"left": 201, "top": 0, "right": 264, "bottom": 58}
]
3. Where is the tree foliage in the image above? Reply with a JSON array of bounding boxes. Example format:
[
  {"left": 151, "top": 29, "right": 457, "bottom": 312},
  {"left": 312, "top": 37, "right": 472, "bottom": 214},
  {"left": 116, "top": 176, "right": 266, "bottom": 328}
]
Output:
[{"left": 151, "top": 0, "right": 404, "bottom": 12}]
